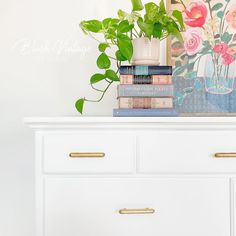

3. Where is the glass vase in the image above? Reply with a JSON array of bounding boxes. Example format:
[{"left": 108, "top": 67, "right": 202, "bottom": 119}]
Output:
[{"left": 204, "top": 54, "right": 235, "bottom": 94}]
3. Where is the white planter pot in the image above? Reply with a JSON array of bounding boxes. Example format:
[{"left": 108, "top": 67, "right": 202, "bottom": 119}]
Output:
[{"left": 131, "top": 37, "right": 160, "bottom": 66}]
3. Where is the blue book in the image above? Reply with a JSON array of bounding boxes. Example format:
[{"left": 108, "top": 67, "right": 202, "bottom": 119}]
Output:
[
  {"left": 118, "top": 85, "right": 174, "bottom": 97},
  {"left": 113, "top": 109, "right": 178, "bottom": 117},
  {"left": 119, "top": 65, "right": 172, "bottom": 75}
]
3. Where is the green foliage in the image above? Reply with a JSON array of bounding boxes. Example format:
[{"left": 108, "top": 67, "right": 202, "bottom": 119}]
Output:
[
  {"left": 172, "top": 10, "right": 184, "bottom": 30},
  {"left": 90, "top": 74, "right": 106, "bottom": 84},
  {"left": 131, "top": 0, "right": 144, "bottom": 11},
  {"left": 137, "top": 18, "right": 154, "bottom": 38},
  {"left": 153, "top": 23, "right": 162, "bottom": 38},
  {"left": 102, "top": 18, "right": 119, "bottom": 29},
  {"left": 98, "top": 43, "right": 110, "bottom": 52},
  {"left": 139, "top": 0, "right": 184, "bottom": 40},
  {"left": 76, "top": 0, "right": 184, "bottom": 114},
  {"left": 211, "top": 3, "right": 223, "bottom": 11},
  {"left": 117, "top": 34, "right": 133, "bottom": 62},
  {"left": 118, "top": 20, "right": 134, "bottom": 33},
  {"left": 115, "top": 50, "right": 127, "bottom": 61},
  {"left": 166, "top": 23, "right": 183, "bottom": 42},
  {"left": 159, "top": 0, "right": 166, "bottom": 14},
  {"left": 75, "top": 99, "right": 84, "bottom": 114},
  {"left": 221, "top": 32, "right": 233, "bottom": 44},
  {"left": 118, "top": 9, "right": 127, "bottom": 20},
  {"left": 80, "top": 20, "right": 102, "bottom": 33},
  {"left": 118, "top": 10, "right": 140, "bottom": 24},
  {"left": 217, "top": 11, "right": 224, "bottom": 19},
  {"left": 145, "top": 2, "right": 159, "bottom": 22},
  {"left": 97, "top": 53, "right": 111, "bottom": 69},
  {"left": 201, "top": 41, "right": 211, "bottom": 54},
  {"left": 105, "top": 70, "right": 120, "bottom": 81}
]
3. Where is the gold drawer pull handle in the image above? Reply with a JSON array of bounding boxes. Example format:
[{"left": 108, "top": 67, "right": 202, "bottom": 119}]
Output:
[
  {"left": 69, "top": 152, "right": 105, "bottom": 158},
  {"left": 214, "top": 153, "right": 236, "bottom": 158},
  {"left": 119, "top": 208, "right": 155, "bottom": 215}
]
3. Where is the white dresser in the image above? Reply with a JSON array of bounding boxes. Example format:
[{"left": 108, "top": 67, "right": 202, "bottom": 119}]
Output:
[{"left": 25, "top": 117, "right": 236, "bottom": 236}]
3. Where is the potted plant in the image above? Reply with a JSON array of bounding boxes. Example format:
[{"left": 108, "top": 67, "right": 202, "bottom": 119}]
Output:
[{"left": 76, "top": 0, "right": 184, "bottom": 114}]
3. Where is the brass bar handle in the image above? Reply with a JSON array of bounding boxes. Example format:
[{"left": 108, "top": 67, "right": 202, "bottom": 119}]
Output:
[
  {"left": 119, "top": 208, "right": 155, "bottom": 215},
  {"left": 214, "top": 153, "right": 236, "bottom": 158},
  {"left": 69, "top": 152, "right": 105, "bottom": 158}
]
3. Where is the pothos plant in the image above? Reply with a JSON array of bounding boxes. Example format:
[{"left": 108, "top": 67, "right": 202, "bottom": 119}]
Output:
[{"left": 76, "top": 0, "right": 184, "bottom": 114}]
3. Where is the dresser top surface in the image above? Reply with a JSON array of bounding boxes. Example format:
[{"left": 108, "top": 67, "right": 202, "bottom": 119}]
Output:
[{"left": 24, "top": 116, "right": 236, "bottom": 127}]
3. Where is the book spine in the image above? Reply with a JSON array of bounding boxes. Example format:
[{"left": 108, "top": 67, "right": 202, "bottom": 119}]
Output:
[
  {"left": 119, "top": 66, "right": 172, "bottom": 75},
  {"left": 113, "top": 109, "right": 178, "bottom": 117},
  {"left": 117, "top": 85, "right": 174, "bottom": 97},
  {"left": 120, "top": 75, "right": 172, "bottom": 85},
  {"left": 119, "top": 97, "right": 173, "bottom": 109},
  {"left": 147, "top": 67, "right": 172, "bottom": 76},
  {"left": 119, "top": 66, "right": 135, "bottom": 75}
]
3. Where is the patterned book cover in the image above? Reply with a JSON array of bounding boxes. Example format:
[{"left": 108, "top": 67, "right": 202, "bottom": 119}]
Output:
[
  {"left": 174, "top": 77, "right": 236, "bottom": 114},
  {"left": 119, "top": 65, "right": 172, "bottom": 75},
  {"left": 113, "top": 109, "right": 178, "bottom": 117},
  {"left": 120, "top": 75, "right": 172, "bottom": 85},
  {"left": 117, "top": 85, "right": 174, "bottom": 97},
  {"left": 119, "top": 97, "right": 173, "bottom": 109}
]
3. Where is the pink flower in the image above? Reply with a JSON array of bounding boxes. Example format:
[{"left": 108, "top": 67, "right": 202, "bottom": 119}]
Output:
[
  {"left": 222, "top": 53, "right": 235, "bottom": 65},
  {"left": 184, "top": 1, "right": 208, "bottom": 28},
  {"left": 184, "top": 28, "right": 203, "bottom": 55},
  {"left": 226, "top": 5, "right": 236, "bottom": 29},
  {"left": 213, "top": 43, "right": 229, "bottom": 54}
]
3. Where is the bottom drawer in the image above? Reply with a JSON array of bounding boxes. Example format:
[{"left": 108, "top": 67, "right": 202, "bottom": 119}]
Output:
[{"left": 45, "top": 178, "right": 230, "bottom": 236}]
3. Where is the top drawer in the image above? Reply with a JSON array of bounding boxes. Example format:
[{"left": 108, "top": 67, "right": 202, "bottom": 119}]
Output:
[
  {"left": 138, "top": 131, "right": 236, "bottom": 173},
  {"left": 43, "top": 132, "right": 135, "bottom": 174}
]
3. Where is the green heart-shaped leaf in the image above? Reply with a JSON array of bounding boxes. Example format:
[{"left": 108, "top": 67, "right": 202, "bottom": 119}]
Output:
[
  {"left": 115, "top": 50, "right": 127, "bottom": 61},
  {"left": 80, "top": 20, "right": 102, "bottom": 33},
  {"left": 117, "top": 34, "right": 133, "bottom": 62},
  {"left": 75, "top": 98, "right": 84, "bottom": 114},
  {"left": 105, "top": 70, "right": 120, "bottom": 81},
  {"left": 118, "top": 20, "right": 134, "bottom": 33},
  {"left": 98, "top": 43, "right": 110, "bottom": 52},
  {"left": 137, "top": 18, "right": 154, "bottom": 38},
  {"left": 172, "top": 10, "right": 184, "bottom": 30},
  {"left": 97, "top": 53, "right": 111, "bottom": 69},
  {"left": 90, "top": 73, "right": 106, "bottom": 84}
]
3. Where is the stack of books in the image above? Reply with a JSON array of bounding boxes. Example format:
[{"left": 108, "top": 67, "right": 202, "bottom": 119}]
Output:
[{"left": 113, "top": 65, "right": 178, "bottom": 117}]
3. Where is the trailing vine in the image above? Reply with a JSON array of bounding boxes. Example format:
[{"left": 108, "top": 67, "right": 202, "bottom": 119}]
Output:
[{"left": 76, "top": 0, "right": 184, "bottom": 114}]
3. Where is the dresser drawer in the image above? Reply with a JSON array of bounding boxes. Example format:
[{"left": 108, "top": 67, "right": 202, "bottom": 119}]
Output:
[
  {"left": 138, "top": 131, "right": 236, "bottom": 173},
  {"left": 43, "top": 132, "right": 135, "bottom": 173},
  {"left": 45, "top": 177, "right": 229, "bottom": 236}
]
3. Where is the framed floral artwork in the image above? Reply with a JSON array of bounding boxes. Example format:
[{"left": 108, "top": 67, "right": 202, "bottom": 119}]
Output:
[{"left": 167, "top": 0, "right": 236, "bottom": 115}]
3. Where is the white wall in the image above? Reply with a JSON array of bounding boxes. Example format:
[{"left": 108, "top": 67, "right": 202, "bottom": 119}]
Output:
[{"left": 0, "top": 0, "right": 166, "bottom": 235}]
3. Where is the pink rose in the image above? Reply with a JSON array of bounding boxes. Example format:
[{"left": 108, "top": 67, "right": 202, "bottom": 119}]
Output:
[
  {"left": 226, "top": 5, "right": 236, "bottom": 29},
  {"left": 213, "top": 43, "right": 229, "bottom": 54},
  {"left": 184, "top": 28, "right": 203, "bottom": 55},
  {"left": 222, "top": 53, "right": 235, "bottom": 65},
  {"left": 184, "top": 1, "right": 208, "bottom": 28}
]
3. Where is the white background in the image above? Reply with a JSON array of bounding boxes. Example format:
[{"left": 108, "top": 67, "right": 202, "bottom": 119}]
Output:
[{"left": 0, "top": 0, "right": 166, "bottom": 235}]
